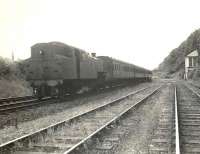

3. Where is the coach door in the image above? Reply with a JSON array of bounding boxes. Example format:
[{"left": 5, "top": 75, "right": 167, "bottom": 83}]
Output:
[{"left": 75, "top": 50, "right": 80, "bottom": 79}]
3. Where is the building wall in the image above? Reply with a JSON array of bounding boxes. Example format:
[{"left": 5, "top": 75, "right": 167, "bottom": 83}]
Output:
[{"left": 185, "top": 50, "right": 199, "bottom": 80}]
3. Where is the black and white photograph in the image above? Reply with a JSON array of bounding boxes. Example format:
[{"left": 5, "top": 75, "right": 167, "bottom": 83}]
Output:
[{"left": 0, "top": 0, "right": 200, "bottom": 153}]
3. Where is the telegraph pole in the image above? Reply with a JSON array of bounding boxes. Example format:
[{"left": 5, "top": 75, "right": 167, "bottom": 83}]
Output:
[{"left": 12, "top": 50, "right": 14, "bottom": 61}]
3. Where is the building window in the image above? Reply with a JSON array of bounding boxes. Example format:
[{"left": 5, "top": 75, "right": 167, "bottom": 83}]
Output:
[
  {"left": 189, "top": 57, "right": 192, "bottom": 67},
  {"left": 189, "top": 57, "right": 198, "bottom": 67},
  {"left": 194, "top": 57, "right": 198, "bottom": 67}
]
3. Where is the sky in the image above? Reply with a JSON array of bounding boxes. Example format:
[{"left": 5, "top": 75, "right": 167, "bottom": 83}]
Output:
[{"left": 1, "top": 0, "right": 200, "bottom": 70}]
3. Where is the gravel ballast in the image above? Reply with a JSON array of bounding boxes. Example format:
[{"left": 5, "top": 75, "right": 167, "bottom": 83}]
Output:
[
  {"left": 0, "top": 82, "right": 159, "bottom": 145},
  {"left": 114, "top": 83, "right": 172, "bottom": 154}
]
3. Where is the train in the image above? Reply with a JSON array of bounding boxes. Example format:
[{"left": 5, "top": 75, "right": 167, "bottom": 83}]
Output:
[{"left": 22, "top": 42, "right": 152, "bottom": 97}]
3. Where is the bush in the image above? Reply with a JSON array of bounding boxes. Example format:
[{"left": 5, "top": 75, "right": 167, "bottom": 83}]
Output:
[
  {"left": 0, "top": 57, "right": 32, "bottom": 98},
  {"left": 192, "top": 69, "right": 200, "bottom": 80}
]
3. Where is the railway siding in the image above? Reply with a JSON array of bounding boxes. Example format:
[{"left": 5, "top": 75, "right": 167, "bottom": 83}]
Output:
[
  {"left": 0, "top": 85, "right": 162, "bottom": 154},
  {"left": 0, "top": 83, "right": 155, "bottom": 141},
  {"left": 0, "top": 97, "right": 52, "bottom": 113},
  {"left": 0, "top": 96, "right": 35, "bottom": 104},
  {"left": 88, "top": 83, "right": 168, "bottom": 154}
]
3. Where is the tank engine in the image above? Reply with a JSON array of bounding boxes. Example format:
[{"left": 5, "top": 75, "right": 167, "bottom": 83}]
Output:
[{"left": 23, "top": 42, "right": 152, "bottom": 97}]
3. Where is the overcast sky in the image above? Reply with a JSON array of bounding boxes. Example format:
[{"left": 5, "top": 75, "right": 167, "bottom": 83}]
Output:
[{"left": 1, "top": 0, "right": 200, "bottom": 70}]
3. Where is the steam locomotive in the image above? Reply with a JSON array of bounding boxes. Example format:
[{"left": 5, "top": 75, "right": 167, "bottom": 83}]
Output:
[{"left": 23, "top": 42, "right": 152, "bottom": 97}]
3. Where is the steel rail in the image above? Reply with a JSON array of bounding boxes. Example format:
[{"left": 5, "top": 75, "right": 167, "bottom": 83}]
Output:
[
  {"left": 64, "top": 85, "right": 162, "bottom": 154},
  {"left": 175, "top": 86, "right": 180, "bottom": 154},
  {"left": 0, "top": 85, "right": 154, "bottom": 152},
  {"left": 0, "top": 95, "right": 35, "bottom": 104},
  {"left": 0, "top": 97, "right": 52, "bottom": 113},
  {"left": 185, "top": 83, "right": 200, "bottom": 98},
  {"left": 0, "top": 83, "right": 136, "bottom": 113}
]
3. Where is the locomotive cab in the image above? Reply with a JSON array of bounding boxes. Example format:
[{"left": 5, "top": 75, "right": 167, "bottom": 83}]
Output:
[{"left": 24, "top": 42, "right": 77, "bottom": 97}]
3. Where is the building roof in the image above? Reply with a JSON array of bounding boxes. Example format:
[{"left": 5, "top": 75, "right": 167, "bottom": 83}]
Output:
[{"left": 186, "top": 50, "right": 198, "bottom": 57}]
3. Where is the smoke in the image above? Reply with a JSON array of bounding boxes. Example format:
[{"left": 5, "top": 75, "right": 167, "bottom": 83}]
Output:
[{"left": 0, "top": 57, "right": 32, "bottom": 98}]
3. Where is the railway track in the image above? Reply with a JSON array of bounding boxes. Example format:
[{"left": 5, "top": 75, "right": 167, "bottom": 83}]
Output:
[
  {"left": 0, "top": 83, "right": 135, "bottom": 113},
  {"left": 0, "top": 97, "right": 53, "bottom": 113},
  {"left": 0, "top": 85, "right": 162, "bottom": 154},
  {"left": 148, "top": 83, "right": 200, "bottom": 154},
  {"left": 147, "top": 82, "right": 200, "bottom": 154},
  {"left": 176, "top": 84, "right": 200, "bottom": 153},
  {"left": 0, "top": 96, "right": 35, "bottom": 103},
  {"left": 149, "top": 84, "right": 175, "bottom": 154}
]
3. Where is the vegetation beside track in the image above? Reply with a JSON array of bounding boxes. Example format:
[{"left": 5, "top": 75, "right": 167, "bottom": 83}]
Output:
[
  {"left": 155, "top": 28, "right": 200, "bottom": 79},
  {"left": 0, "top": 57, "right": 32, "bottom": 98}
]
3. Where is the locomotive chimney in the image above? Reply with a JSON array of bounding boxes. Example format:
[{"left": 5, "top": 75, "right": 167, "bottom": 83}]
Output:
[{"left": 91, "top": 53, "right": 96, "bottom": 57}]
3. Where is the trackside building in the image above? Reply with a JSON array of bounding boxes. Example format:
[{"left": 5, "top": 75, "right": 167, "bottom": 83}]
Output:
[{"left": 184, "top": 50, "right": 199, "bottom": 80}]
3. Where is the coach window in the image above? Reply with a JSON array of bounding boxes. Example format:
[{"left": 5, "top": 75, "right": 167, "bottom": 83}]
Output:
[
  {"left": 65, "top": 50, "right": 73, "bottom": 57},
  {"left": 81, "top": 52, "right": 87, "bottom": 61},
  {"left": 39, "top": 50, "right": 44, "bottom": 55}
]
